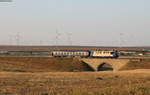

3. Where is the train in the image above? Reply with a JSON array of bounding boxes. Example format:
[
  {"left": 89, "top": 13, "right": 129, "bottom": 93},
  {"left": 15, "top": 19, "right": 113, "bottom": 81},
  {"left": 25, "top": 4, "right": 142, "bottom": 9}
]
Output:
[
  {"left": 0, "top": 50, "right": 119, "bottom": 58},
  {"left": 52, "top": 50, "right": 119, "bottom": 58}
]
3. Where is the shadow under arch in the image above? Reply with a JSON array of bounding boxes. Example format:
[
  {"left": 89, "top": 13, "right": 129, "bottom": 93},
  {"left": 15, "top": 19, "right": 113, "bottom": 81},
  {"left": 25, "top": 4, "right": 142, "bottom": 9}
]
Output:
[
  {"left": 98, "top": 62, "right": 113, "bottom": 71},
  {"left": 80, "top": 61, "right": 95, "bottom": 71}
]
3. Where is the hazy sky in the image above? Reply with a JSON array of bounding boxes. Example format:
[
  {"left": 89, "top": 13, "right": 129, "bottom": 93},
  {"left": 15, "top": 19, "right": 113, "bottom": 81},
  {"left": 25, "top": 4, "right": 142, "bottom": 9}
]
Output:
[{"left": 0, "top": 0, "right": 150, "bottom": 46}]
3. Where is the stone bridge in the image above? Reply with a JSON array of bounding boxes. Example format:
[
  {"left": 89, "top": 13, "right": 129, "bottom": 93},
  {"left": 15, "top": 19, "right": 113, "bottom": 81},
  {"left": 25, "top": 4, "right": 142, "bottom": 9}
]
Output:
[{"left": 80, "top": 58, "right": 131, "bottom": 71}]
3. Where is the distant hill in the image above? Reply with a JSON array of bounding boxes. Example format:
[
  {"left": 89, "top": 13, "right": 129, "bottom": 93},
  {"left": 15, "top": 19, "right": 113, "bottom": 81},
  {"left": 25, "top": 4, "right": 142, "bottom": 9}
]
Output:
[{"left": 0, "top": 45, "right": 149, "bottom": 51}]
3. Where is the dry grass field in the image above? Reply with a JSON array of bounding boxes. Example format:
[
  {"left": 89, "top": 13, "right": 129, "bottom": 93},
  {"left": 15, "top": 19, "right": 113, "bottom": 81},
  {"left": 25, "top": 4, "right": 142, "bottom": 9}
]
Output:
[
  {"left": 0, "top": 57, "right": 150, "bottom": 95},
  {"left": 0, "top": 71, "right": 150, "bottom": 95}
]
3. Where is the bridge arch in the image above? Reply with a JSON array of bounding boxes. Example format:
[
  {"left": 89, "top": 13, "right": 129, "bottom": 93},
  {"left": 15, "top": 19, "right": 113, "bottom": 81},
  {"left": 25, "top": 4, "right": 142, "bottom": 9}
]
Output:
[{"left": 98, "top": 62, "right": 113, "bottom": 71}]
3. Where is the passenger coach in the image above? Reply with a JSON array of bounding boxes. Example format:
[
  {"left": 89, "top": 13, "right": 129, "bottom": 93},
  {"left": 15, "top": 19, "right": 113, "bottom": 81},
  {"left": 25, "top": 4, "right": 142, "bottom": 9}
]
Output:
[{"left": 52, "top": 50, "right": 90, "bottom": 57}]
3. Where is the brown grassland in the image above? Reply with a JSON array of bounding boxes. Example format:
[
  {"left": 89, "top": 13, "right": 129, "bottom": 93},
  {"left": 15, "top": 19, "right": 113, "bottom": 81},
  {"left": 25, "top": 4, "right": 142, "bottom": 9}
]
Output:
[
  {"left": 0, "top": 57, "right": 150, "bottom": 95},
  {"left": 0, "top": 71, "right": 150, "bottom": 95}
]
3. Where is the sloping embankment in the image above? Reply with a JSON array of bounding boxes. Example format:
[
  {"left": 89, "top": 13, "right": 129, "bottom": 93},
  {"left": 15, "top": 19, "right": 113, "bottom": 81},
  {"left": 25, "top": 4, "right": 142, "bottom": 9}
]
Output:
[
  {"left": 0, "top": 57, "right": 93, "bottom": 72},
  {"left": 120, "top": 59, "right": 150, "bottom": 70}
]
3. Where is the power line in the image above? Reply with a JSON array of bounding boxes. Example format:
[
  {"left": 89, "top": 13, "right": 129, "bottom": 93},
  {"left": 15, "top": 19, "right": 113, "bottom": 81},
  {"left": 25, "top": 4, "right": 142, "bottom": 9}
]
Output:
[
  {"left": 55, "top": 28, "right": 61, "bottom": 50},
  {"left": 66, "top": 32, "right": 72, "bottom": 46},
  {"left": 15, "top": 32, "right": 21, "bottom": 46},
  {"left": 55, "top": 28, "right": 61, "bottom": 45},
  {"left": 119, "top": 33, "right": 124, "bottom": 47},
  {"left": 8, "top": 35, "right": 13, "bottom": 45}
]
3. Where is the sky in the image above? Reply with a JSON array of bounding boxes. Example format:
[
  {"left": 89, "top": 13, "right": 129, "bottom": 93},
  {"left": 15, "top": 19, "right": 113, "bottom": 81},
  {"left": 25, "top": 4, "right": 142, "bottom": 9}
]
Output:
[{"left": 0, "top": 0, "right": 150, "bottom": 46}]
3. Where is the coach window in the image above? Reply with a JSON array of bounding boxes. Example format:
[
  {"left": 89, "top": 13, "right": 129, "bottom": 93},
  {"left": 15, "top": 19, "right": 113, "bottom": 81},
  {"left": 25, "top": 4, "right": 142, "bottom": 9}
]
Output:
[
  {"left": 82, "top": 52, "right": 84, "bottom": 55},
  {"left": 65, "top": 52, "right": 67, "bottom": 55},
  {"left": 78, "top": 52, "right": 81, "bottom": 55},
  {"left": 79, "top": 52, "right": 81, "bottom": 55},
  {"left": 76, "top": 52, "right": 78, "bottom": 55},
  {"left": 56, "top": 52, "right": 58, "bottom": 55},
  {"left": 81, "top": 52, "right": 83, "bottom": 55}
]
